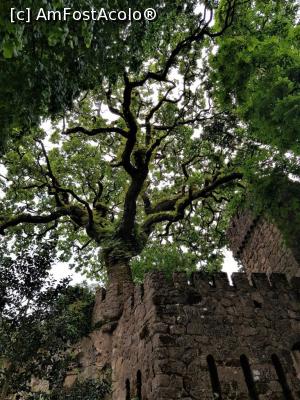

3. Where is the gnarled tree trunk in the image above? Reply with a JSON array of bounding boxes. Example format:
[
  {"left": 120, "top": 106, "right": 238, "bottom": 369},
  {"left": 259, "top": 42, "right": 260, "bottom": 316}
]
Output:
[{"left": 92, "top": 256, "right": 134, "bottom": 326}]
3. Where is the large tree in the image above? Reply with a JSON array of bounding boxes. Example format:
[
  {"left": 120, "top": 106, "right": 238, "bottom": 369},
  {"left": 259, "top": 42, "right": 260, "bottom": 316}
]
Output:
[{"left": 0, "top": 0, "right": 298, "bottom": 291}]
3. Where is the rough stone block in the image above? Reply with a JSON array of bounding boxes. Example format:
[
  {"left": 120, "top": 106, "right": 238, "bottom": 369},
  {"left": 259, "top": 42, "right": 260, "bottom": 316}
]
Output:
[
  {"left": 251, "top": 273, "right": 271, "bottom": 290},
  {"left": 213, "top": 272, "right": 230, "bottom": 289},
  {"left": 231, "top": 272, "right": 252, "bottom": 289},
  {"left": 269, "top": 273, "right": 290, "bottom": 290},
  {"left": 192, "top": 271, "right": 214, "bottom": 291}
]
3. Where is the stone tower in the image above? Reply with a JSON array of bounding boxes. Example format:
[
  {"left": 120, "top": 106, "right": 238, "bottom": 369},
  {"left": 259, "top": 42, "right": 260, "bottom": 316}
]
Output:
[
  {"left": 227, "top": 178, "right": 300, "bottom": 280},
  {"left": 227, "top": 210, "right": 300, "bottom": 280}
]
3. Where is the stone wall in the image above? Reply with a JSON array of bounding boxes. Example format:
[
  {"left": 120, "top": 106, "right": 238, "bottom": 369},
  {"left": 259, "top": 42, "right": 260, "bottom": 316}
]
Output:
[
  {"left": 68, "top": 271, "right": 300, "bottom": 400},
  {"left": 227, "top": 210, "right": 300, "bottom": 280}
]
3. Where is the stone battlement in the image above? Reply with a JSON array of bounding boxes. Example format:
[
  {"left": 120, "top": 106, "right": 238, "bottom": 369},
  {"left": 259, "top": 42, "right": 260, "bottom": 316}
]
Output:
[
  {"left": 144, "top": 270, "right": 300, "bottom": 292},
  {"left": 93, "top": 271, "right": 300, "bottom": 325},
  {"left": 71, "top": 270, "right": 300, "bottom": 399}
]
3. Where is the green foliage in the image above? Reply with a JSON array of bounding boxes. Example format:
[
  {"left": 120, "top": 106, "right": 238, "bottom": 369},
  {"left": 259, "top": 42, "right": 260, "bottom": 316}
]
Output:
[
  {"left": 0, "top": 243, "right": 95, "bottom": 394},
  {"left": 1, "top": 0, "right": 299, "bottom": 396},
  {"left": 211, "top": 0, "right": 300, "bottom": 153},
  {"left": 131, "top": 244, "right": 198, "bottom": 282},
  {"left": 131, "top": 243, "right": 224, "bottom": 283},
  {"left": 55, "top": 379, "right": 110, "bottom": 400},
  {"left": 0, "top": 0, "right": 299, "bottom": 283},
  {"left": 0, "top": 107, "right": 242, "bottom": 279},
  {"left": 0, "top": 0, "right": 201, "bottom": 150}
]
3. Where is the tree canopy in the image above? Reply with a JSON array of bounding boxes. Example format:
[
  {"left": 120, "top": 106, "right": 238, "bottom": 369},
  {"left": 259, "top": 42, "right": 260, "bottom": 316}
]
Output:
[
  {"left": 0, "top": 0, "right": 201, "bottom": 150},
  {"left": 211, "top": 0, "right": 300, "bottom": 153},
  {"left": 0, "top": 0, "right": 299, "bottom": 284},
  {"left": 0, "top": 241, "right": 95, "bottom": 397}
]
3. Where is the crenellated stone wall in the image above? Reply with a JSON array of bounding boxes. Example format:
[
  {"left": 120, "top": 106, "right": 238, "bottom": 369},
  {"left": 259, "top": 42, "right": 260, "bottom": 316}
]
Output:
[{"left": 67, "top": 271, "right": 300, "bottom": 400}]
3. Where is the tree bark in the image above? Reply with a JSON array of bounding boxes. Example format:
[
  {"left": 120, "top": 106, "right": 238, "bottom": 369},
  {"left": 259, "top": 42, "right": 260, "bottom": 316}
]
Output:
[
  {"left": 106, "top": 261, "right": 133, "bottom": 288},
  {"left": 93, "top": 258, "right": 134, "bottom": 325}
]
